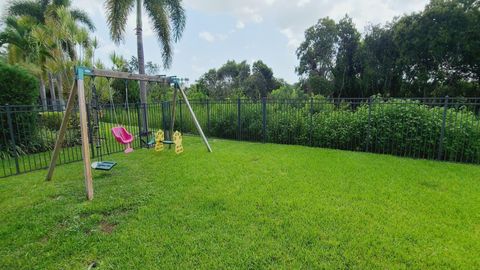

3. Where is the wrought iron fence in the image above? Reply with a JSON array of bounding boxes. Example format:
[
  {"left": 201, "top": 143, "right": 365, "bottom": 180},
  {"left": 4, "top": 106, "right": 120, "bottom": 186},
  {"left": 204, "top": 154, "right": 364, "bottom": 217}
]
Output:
[{"left": 1, "top": 96, "right": 479, "bottom": 178}]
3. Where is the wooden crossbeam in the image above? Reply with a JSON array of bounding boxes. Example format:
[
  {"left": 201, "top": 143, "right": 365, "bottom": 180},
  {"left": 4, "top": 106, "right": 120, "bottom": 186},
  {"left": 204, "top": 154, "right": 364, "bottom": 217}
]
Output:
[{"left": 83, "top": 68, "right": 173, "bottom": 83}]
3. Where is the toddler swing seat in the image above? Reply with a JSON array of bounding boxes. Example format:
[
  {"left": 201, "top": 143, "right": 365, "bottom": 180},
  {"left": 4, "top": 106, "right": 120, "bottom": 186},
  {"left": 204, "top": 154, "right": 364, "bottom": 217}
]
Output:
[{"left": 111, "top": 126, "right": 134, "bottom": 153}]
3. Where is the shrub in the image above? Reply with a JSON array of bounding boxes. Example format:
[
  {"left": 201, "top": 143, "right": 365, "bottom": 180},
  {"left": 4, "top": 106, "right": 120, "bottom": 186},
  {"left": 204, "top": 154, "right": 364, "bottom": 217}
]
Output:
[
  {"left": 185, "top": 98, "right": 480, "bottom": 163},
  {"left": 0, "top": 62, "right": 38, "bottom": 105},
  {"left": 38, "top": 112, "right": 80, "bottom": 130},
  {"left": 209, "top": 105, "right": 237, "bottom": 139},
  {"left": 0, "top": 63, "right": 39, "bottom": 156},
  {"left": 28, "top": 127, "right": 81, "bottom": 153}
]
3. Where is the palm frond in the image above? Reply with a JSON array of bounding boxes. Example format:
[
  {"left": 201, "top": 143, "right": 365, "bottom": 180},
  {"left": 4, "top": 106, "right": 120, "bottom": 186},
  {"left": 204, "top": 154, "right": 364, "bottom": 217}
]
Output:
[
  {"left": 144, "top": 0, "right": 172, "bottom": 68},
  {"left": 40, "top": 0, "right": 50, "bottom": 10},
  {"left": 52, "top": 0, "right": 70, "bottom": 7},
  {"left": 70, "top": 9, "right": 95, "bottom": 31},
  {"left": 0, "top": 17, "right": 31, "bottom": 50},
  {"left": 8, "top": 0, "right": 45, "bottom": 22},
  {"left": 164, "top": 0, "right": 186, "bottom": 42},
  {"left": 105, "top": 0, "right": 135, "bottom": 44}
]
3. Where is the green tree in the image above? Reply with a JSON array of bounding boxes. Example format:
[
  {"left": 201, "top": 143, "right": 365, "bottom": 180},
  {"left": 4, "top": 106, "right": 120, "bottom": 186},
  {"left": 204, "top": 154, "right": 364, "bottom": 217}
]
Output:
[
  {"left": 270, "top": 83, "right": 306, "bottom": 99},
  {"left": 297, "top": 0, "right": 480, "bottom": 98},
  {"left": 358, "top": 24, "right": 401, "bottom": 97},
  {"left": 393, "top": 0, "right": 480, "bottom": 96},
  {"left": 197, "top": 60, "right": 251, "bottom": 98},
  {"left": 7, "top": 0, "right": 95, "bottom": 30},
  {"left": 5, "top": 0, "right": 95, "bottom": 107},
  {"left": 1, "top": 16, "right": 50, "bottom": 108},
  {"left": 244, "top": 60, "right": 279, "bottom": 99},
  {"left": 296, "top": 17, "right": 337, "bottom": 95},
  {"left": 332, "top": 16, "right": 361, "bottom": 97}
]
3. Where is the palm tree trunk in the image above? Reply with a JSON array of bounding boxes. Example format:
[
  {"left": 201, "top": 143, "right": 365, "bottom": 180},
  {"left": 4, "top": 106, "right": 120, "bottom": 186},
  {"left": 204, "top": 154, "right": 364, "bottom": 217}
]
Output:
[
  {"left": 48, "top": 72, "right": 57, "bottom": 109},
  {"left": 136, "top": 0, "right": 148, "bottom": 133},
  {"left": 39, "top": 78, "right": 47, "bottom": 110},
  {"left": 56, "top": 73, "right": 65, "bottom": 110}
]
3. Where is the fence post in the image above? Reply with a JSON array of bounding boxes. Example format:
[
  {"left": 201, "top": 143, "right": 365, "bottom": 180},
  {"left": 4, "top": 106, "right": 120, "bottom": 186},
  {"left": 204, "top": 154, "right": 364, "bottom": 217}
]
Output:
[
  {"left": 262, "top": 97, "right": 267, "bottom": 143},
  {"left": 438, "top": 96, "right": 449, "bottom": 160},
  {"left": 6, "top": 105, "right": 20, "bottom": 174},
  {"left": 207, "top": 98, "right": 211, "bottom": 133},
  {"left": 161, "top": 101, "right": 166, "bottom": 132},
  {"left": 179, "top": 99, "right": 183, "bottom": 132},
  {"left": 309, "top": 97, "right": 314, "bottom": 146},
  {"left": 86, "top": 103, "right": 95, "bottom": 159},
  {"left": 365, "top": 97, "right": 372, "bottom": 152},
  {"left": 136, "top": 103, "right": 143, "bottom": 148},
  {"left": 237, "top": 98, "right": 241, "bottom": 140},
  {"left": 143, "top": 103, "right": 149, "bottom": 133}
]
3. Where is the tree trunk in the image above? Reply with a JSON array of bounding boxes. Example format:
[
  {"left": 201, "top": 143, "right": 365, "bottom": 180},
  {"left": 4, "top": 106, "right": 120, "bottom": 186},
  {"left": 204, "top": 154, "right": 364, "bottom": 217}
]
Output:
[
  {"left": 136, "top": 0, "right": 148, "bottom": 133},
  {"left": 56, "top": 73, "right": 65, "bottom": 110},
  {"left": 39, "top": 78, "right": 47, "bottom": 110},
  {"left": 48, "top": 72, "right": 57, "bottom": 110}
]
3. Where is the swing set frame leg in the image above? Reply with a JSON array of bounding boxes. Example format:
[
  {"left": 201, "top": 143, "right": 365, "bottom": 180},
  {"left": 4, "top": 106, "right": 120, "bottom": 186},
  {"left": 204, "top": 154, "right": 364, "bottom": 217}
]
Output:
[
  {"left": 46, "top": 81, "right": 77, "bottom": 182},
  {"left": 176, "top": 83, "right": 212, "bottom": 152},
  {"left": 46, "top": 71, "right": 94, "bottom": 200}
]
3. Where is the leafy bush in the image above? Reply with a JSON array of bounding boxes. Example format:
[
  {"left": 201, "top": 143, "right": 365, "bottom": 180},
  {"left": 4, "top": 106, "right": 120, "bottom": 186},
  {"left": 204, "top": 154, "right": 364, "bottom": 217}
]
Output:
[
  {"left": 209, "top": 104, "right": 237, "bottom": 139},
  {"left": 38, "top": 112, "right": 80, "bottom": 130},
  {"left": 0, "top": 62, "right": 38, "bottom": 105},
  {"left": 0, "top": 63, "right": 40, "bottom": 157},
  {"left": 28, "top": 127, "right": 81, "bottom": 153}
]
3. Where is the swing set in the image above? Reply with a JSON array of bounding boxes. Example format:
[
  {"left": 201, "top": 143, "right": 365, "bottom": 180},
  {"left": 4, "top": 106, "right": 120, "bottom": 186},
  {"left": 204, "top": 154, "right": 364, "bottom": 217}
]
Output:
[{"left": 45, "top": 67, "right": 212, "bottom": 200}]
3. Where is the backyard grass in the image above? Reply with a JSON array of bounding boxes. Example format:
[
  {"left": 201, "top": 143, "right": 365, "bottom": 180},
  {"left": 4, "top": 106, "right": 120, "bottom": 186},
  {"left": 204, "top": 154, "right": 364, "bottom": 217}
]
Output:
[{"left": 1, "top": 137, "right": 479, "bottom": 269}]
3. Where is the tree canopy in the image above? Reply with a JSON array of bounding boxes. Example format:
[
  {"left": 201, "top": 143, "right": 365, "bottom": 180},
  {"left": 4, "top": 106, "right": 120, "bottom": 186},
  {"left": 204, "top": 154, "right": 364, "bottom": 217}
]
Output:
[
  {"left": 196, "top": 60, "right": 281, "bottom": 99},
  {"left": 296, "top": 0, "right": 480, "bottom": 98}
]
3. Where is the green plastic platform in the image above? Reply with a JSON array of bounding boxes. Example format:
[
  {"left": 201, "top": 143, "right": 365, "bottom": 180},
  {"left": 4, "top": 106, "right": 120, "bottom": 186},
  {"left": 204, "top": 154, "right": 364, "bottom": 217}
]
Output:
[{"left": 91, "top": 161, "right": 117, "bottom": 171}]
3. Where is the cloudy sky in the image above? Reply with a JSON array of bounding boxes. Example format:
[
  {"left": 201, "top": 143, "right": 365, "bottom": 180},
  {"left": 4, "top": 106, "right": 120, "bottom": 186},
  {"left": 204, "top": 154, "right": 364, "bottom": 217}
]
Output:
[{"left": 1, "top": 0, "right": 429, "bottom": 83}]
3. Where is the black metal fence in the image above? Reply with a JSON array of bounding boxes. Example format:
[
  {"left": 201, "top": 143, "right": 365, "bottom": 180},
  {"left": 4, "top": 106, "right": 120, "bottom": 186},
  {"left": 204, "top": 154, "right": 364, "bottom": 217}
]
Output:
[{"left": 1, "top": 96, "right": 479, "bottom": 178}]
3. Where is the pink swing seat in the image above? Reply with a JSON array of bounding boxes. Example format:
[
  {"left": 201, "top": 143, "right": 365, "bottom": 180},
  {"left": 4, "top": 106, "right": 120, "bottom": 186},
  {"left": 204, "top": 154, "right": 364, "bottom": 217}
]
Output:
[{"left": 111, "top": 126, "right": 134, "bottom": 153}]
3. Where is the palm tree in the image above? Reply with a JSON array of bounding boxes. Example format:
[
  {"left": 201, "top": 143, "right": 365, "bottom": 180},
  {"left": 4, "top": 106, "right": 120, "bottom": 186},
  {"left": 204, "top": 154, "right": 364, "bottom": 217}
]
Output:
[
  {"left": 105, "top": 0, "right": 186, "bottom": 131},
  {"left": 0, "top": 16, "right": 50, "bottom": 108},
  {"left": 7, "top": 0, "right": 95, "bottom": 107}
]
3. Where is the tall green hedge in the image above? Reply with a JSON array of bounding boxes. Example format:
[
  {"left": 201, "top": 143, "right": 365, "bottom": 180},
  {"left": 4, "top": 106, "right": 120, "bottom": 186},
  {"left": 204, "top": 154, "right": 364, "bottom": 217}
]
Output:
[
  {"left": 0, "top": 63, "right": 39, "bottom": 155},
  {"left": 179, "top": 98, "right": 480, "bottom": 163},
  {"left": 0, "top": 62, "right": 38, "bottom": 105}
]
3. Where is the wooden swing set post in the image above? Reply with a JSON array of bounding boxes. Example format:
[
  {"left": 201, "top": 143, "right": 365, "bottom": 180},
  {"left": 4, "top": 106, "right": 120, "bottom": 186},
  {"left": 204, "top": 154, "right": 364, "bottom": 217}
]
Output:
[
  {"left": 77, "top": 77, "right": 94, "bottom": 200},
  {"left": 45, "top": 68, "right": 94, "bottom": 200},
  {"left": 169, "top": 86, "right": 178, "bottom": 138}
]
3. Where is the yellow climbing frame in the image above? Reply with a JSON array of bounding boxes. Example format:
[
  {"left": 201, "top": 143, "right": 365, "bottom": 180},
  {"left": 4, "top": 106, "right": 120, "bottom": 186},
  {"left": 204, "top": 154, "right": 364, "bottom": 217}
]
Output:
[
  {"left": 173, "top": 131, "right": 184, "bottom": 154},
  {"left": 154, "top": 129, "right": 183, "bottom": 154}
]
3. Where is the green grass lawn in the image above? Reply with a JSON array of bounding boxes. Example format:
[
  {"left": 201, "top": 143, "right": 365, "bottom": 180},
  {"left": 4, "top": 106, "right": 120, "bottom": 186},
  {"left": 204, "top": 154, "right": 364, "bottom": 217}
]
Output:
[{"left": 1, "top": 137, "right": 479, "bottom": 269}]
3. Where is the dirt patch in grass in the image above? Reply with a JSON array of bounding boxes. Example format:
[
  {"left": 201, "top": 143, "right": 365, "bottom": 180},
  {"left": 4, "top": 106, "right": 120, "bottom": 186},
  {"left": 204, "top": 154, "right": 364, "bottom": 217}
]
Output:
[{"left": 100, "top": 221, "right": 116, "bottom": 234}]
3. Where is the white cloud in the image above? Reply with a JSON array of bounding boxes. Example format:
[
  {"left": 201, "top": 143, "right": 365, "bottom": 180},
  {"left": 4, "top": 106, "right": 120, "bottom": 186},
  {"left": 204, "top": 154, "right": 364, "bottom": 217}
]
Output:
[
  {"left": 240, "top": 6, "right": 264, "bottom": 23},
  {"left": 199, "top": 31, "right": 216, "bottom": 42},
  {"left": 297, "top": 0, "right": 311, "bottom": 7},
  {"left": 185, "top": 0, "right": 429, "bottom": 50},
  {"left": 236, "top": 21, "right": 246, "bottom": 29},
  {"left": 280, "top": 28, "right": 300, "bottom": 49},
  {"left": 198, "top": 31, "right": 229, "bottom": 43}
]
